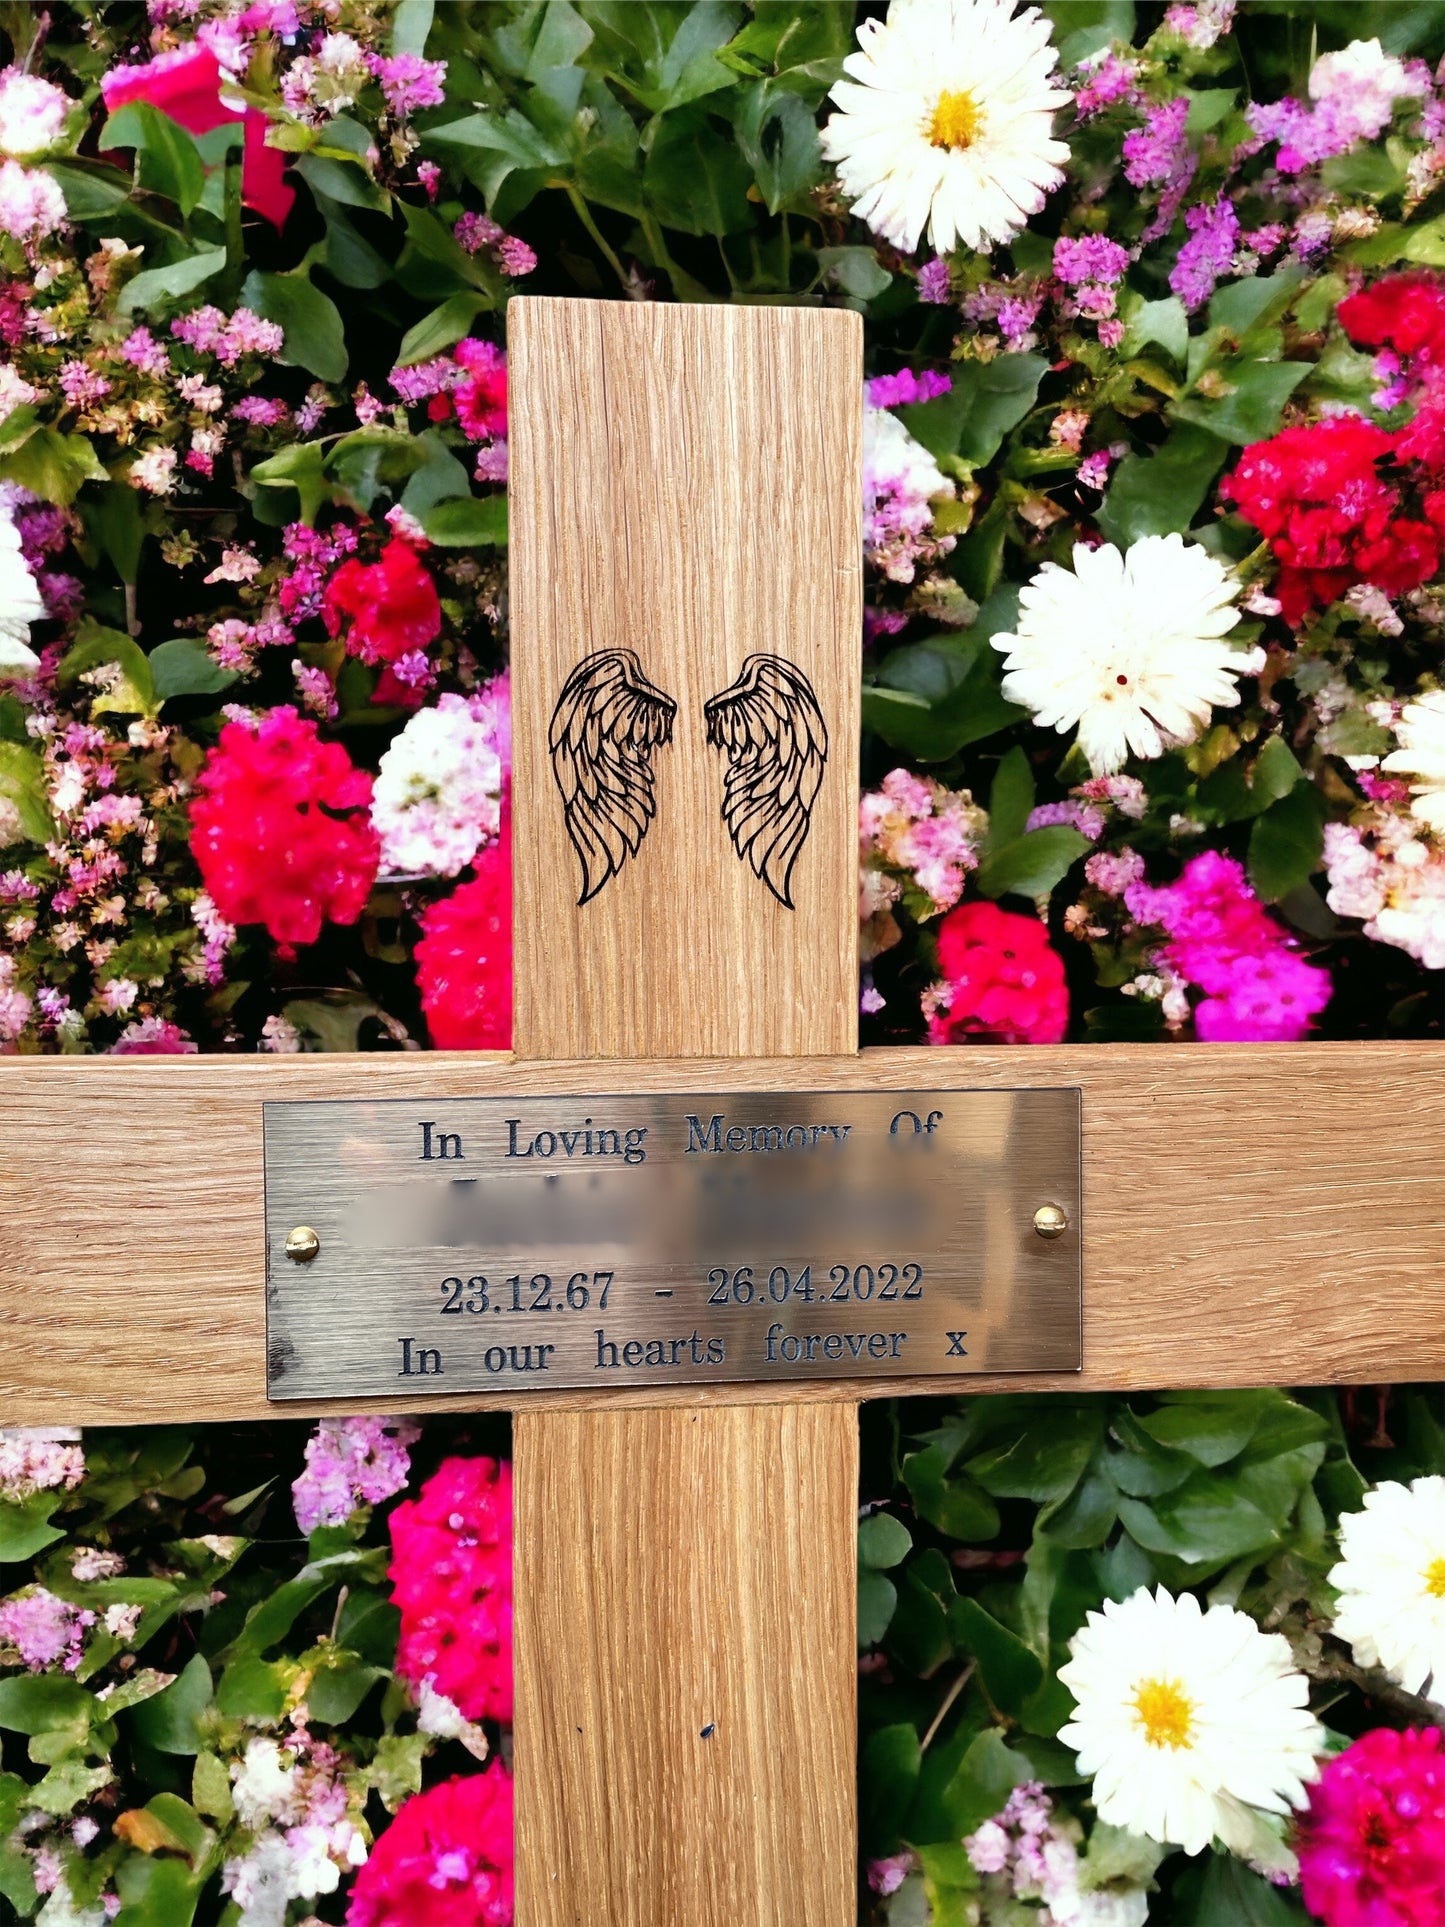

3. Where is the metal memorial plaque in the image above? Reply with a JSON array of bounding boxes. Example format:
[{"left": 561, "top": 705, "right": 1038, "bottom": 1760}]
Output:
[{"left": 263, "top": 1089, "right": 1081, "bottom": 1400}]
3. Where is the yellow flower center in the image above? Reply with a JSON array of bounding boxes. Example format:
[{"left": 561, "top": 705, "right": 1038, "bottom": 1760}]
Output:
[
  {"left": 928, "top": 89, "right": 981, "bottom": 151},
  {"left": 1131, "top": 1676, "right": 1195, "bottom": 1750},
  {"left": 1425, "top": 1556, "right": 1445, "bottom": 1598}
]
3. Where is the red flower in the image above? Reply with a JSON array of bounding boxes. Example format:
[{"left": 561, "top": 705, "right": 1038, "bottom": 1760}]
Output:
[
  {"left": 346, "top": 1769, "right": 514, "bottom": 1927},
  {"left": 1339, "top": 272, "right": 1445, "bottom": 369},
  {"left": 928, "top": 901, "right": 1069, "bottom": 1046},
  {"left": 414, "top": 835, "right": 511, "bottom": 1050},
  {"left": 453, "top": 339, "right": 507, "bottom": 441},
  {"left": 189, "top": 707, "right": 379, "bottom": 947},
  {"left": 323, "top": 539, "right": 442, "bottom": 667},
  {"left": 1298, "top": 1727, "right": 1445, "bottom": 1927},
  {"left": 101, "top": 47, "right": 294, "bottom": 230},
  {"left": 388, "top": 1457, "right": 512, "bottom": 1724},
  {"left": 1222, "top": 417, "right": 1440, "bottom": 624}
]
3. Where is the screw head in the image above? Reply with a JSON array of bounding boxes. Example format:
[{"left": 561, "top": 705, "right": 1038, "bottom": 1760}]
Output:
[
  {"left": 285, "top": 1225, "right": 320, "bottom": 1263},
  {"left": 1032, "top": 1203, "right": 1068, "bottom": 1240}
]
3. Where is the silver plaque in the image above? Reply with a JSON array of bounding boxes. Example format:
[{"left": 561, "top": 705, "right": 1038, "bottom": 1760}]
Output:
[{"left": 263, "top": 1089, "right": 1080, "bottom": 1400}]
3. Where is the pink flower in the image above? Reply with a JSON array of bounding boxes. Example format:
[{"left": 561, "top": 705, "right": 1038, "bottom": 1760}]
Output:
[
  {"left": 372, "top": 53, "right": 447, "bottom": 117},
  {"left": 414, "top": 834, "right": 512, "bottom": 1050},
  {"left": 109, "top": 1017, "right": 197, "bottom": 1054},
  {"left": 452, "top": 339, "right": 507, "bottom": 442},
  {"left": 0, "top": 1588, "right": 95, "bottom": 1672},
  {"left": 388, "top": 1457, "right": 512, "bottom": 1724},
  {"left": 346, "top": 1769, "right": 513, "bottom": 1927},
  {"left": 928, "top": 901, "right": 1070, "bottom": 1046},
  {"left": 1298, "top": 1727, "right": 1445, "bottom": 1927},
  {"left": 293, "top": 1418, "right": 420, "bottom": 1533},
  {"left": 101, "top": 45, "right": 294, "bottom": 229},
  {"left": 190, "top": 707, "right": 379, "bottom": 948},
  {"left": 323, "top": 539, "right": 442, "bottom": 667}
]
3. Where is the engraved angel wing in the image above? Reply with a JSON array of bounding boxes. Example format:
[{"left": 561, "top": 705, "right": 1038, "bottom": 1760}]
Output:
[
  {"left": 549, "top": 650, "right": 678, "bottom": 906},
  {"left": 703, "top": 654, "right": 828, "bottom": 910}
]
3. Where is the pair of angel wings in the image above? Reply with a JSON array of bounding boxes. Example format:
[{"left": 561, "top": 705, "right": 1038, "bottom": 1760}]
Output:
[{"left": 548, "top": 650, "right": 828, "bottom": 910}]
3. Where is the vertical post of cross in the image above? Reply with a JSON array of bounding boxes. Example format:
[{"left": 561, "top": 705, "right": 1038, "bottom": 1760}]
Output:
[{"left": 508, "top": 298, "right": 863, "bottom": 1924}]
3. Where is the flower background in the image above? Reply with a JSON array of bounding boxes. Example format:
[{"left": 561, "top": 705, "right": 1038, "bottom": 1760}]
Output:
[{"left": 2, "top": 2, "right": 1445, "bottom": 1925}]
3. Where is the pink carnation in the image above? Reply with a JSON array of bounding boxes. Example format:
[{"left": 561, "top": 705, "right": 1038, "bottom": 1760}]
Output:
[
  {"left": 414, "top": 834, "right": 512, "bottom": 1050},
  {"left": 928, "top": 901, "right": 1069, "bottom": 1046},
  {"left": 452, "top": 339, "right": 507, "bottom": 441},
  {"left": 1299, "top": 1727, "right": 1445, "bottom": 1927},
  {"left": 190, "top": 707, "right": 379, "bottom": 948},
  {"left": 388, "top": 1457, "right": 512, "bottom": 1724},
  {"left": 346, "top": 1769, "right": 513, "bottom": 1927}
]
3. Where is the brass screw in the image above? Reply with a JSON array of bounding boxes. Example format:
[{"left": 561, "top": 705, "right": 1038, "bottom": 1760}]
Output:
[
  {"left": 285, "top": 1226, "right": 321, "bottom": 1263},
  {"left": 1032, "top": 1203, "right": 1068, "bottom": 1240}
]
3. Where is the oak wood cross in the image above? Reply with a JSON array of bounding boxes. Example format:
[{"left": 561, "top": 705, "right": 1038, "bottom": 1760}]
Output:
[{"left": 3, "top": 298, "right": 1444, "bottom": 1926}]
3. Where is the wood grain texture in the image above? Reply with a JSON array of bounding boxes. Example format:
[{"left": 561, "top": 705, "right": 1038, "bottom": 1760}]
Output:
[
  {"left": 513, "top": 1401, "right": 857, "bottom": 1927},
  {"left": 508, "top": 297, "right": 862, "bottom": 1061},
  {"left": 0, "top": 1043, "right": 1442, "bottom": 1420}
]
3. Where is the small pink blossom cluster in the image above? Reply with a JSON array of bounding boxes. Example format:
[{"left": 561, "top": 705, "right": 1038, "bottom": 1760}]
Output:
[
  {"left": 1126, "top": 852, "right": 1331, "bottom": 1040},
  {"left": 454, "top": 212, "right": 537, "bottom": 280},
  {"left": 860, "top": 768, "right": 986, "bottom": 938},
  {"left": 171, "top": 304, "right": 285, "bottom": 366},
  {"left": 388, "top": 338, "right": 509, "bottom": 476},
  {"left": 863, "top": 385, "right": 956, "bottom": 584},
  {"left": 0, "top": 1428, "right": 84, "bottom": 1500},
  {"left": 0, "top": 1586, "right": 95, "bottom": 1672},
  {"left": 1248, "top": 42, "right": 1429, "bottom": 175},
  {"left": 292, "top": 1417, "right": 422, "bottom": 1534},
  {"left": 371, "top": 679, "right": 511, "bottom": 879},
  {"left": 388, "top": 1457, "right": 513, "bottom": 1724},
  {"left": 964, "top": 1782, "right": 1133, "bottom": 1919},
  {"left": 278, "top": 29, "right": 445, "bottom": 122},
  {"left": 1053, "top": 233, "right": 1131, "bottom": 333}
]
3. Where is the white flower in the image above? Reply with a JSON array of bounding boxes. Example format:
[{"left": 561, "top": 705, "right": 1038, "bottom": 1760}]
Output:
[
  {"left": 1329, "top": 1476, "right": 1445, "bottom": 1702},
  {"left": 1308, "top": 37, "right": 1425, "bottom": 133},
  {"left": 0, "top": 365, "right": 40, "bottom": 420},
  {"left": 1382, "top": 689, "right": 1445, "bottom": 835},
  {"left": 993, "top": 535, "right": 1245, "bottom": 774},
  {"left": 0, "top": 505, "right": 43, "bottom": 681},
  {"left": 371, "top": 689, "right": 506, "bottom": 877},
  {"left": 0, "top": 71, "right": 70, "bottom": 157},
  {"left": 822, "top": 0, "right": 1070, "bottom": 255},
  {"left": 231, "top": 1737, "right": 301, "bottom": 1830},
  {"left": 413, "top": 1672, "right": 490, "bottom": 1760},
  {"left": 0, "top": 158, "right": 66, "bottom": 245},
  {"left": 1058, "top": 1585, "right": 1323, "bottom": 1857},
  {"left": 863, "top": 403, "right": 955, "bottom": 582}
]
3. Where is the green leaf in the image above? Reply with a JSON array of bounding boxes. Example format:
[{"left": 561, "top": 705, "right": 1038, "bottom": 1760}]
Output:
[
  {"left": 101, "top": 102, "right": 205, "bottom": 215},
  {"left": 215, "top": 1656, "right": 288, "bottom": 1721},
  {"left": 1124, "top": 295, "right": 1189, "bottom": 367},
  {"left": 240, "top": 269, "right": 348, "bottom": 383},
  {"left": 975, "top": 826, "right": 1090, "bottom": 902},
  {"left": 82, "top": 482, "right": 146, "bottom": 586},
  {"left": 1173, "top": 361, "right": 1310, "bottom": 446},
  {"left": 0, "top": 1490, "right": 65, "bottom": 1561},
  {"left": 1117, "top": 1477, "right": 1281, "bottom": 1570},
  {"left": 308, "top": 1657, "right": 385, "bottom": 1724},
  {"left": 0, "top": 1675, "right": 92, "bottom": 1735},
  {"left": 1207, "top": 267, "right": 1306, "bottom": 340},
  {"left": 116, "top": 245, "right": 227, "bottom": 317},
  {"left": 397, "top": 291, "right": 489, "bottom": 366},
  {"left": 1043, "top": 0, "right": 1134, "bottom": 67},
  {"left": 861, "top": 1722, "right": 920, "bottom": 1855},
  {"left": 1097, "top": 424, "right": 1229, "bottom": 546},
  {"left": 390, "top": 0, "right": 435, "bottom": 54},
  {"left": 899, "top": 355, "right": 1048, "bottom": 468},
  {"left": 887, "top": 1560, "right": 952, "bottom": 1677},
  {"left": 249, "top": 441, "right": 330, "bottom": 526},
  {"left": 1248, "top": 782, "right": 1325, "bottom": 902},
  {"left": 129, "top": 1654, "right": 212, "bottom": 1755},
  {"left": 30, "top": 1758, "right": 112, "bottom": 1815},
  {"left": 986, "top": 746, "right": 1035, "bottom": 850},
  {"left": 191, "top": 1751, "right": 233, "bottom": 1824},
  {"left": 948, "top": 1598, "right": 1043, "bottom": 1719},
  {"left": 859, "top": 1512, "right": 913, "bottom": 1571},
  {"left": 0, "top": 425, "right": 109, "bottom": 504},
  {"left": 1174, "top": 1850, "right": 1310, "bottom": 1924},
  {"left": 644, "top": 106, "right": 754, "bottom": 237},
  {"left": 47, "top": 160, "right": 134, "bottom": 222},
  {"left": 0, "top": 741, "right": 55, "bottom": 845},
  {"left": 863, "top": 599, "right": 1025, "bottom": 761},
  {"left": 399, "top": 430, "right": 472, "bottom": 516},
  {"left": 295, "top": 150, "right": 389, "bottom": 212},
  {"left": 114, "top": 1852, "right": 206, "bottom": 1927},
  {"left": 813, "top": 246, "right": 892, "bottom": 301},
  {"left": 1136, "top": 1392, "right": 1265, "bottom": 1466},
  {"left": 420, "top": 493, "right": 508, "bottom": 546},
  {"left": 968, "top": 1407, "right": 1104, "bottom": 1502},
  {"left": 733, "top": 83, "right": 822, "bottom": 214},
  {"left": 317, "top": 195, "right": 392, "bottom": 290},
  {"left": 147, "top": 638, "right": 239, "bottom": 705},
  {"left": 858, "top": 1570, "right": 898, "bottom": 1648},
  {"left": 57, "top": 622, "right": 155, "bottom": 717},
  {"left": 940, "top": 1728, "right": 1033, "bottom": 1838},
  {"left": 902, "top": 1446, "right": 1000, "bottom": 1541}
]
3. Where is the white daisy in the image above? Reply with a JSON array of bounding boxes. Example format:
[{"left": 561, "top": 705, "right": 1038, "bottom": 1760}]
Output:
[
  {"left": 1058, "top": 1585, "right": 1323, "bottom": 1857},
  {"left": 821, "top": 0, "right": 1071, "bottom": 256},
  {"left": 1382, "top": 690, "right": 1445, "bottom": 835},
  {"left": 992, "top": 534, "right": 1246, "bottom": 774},
  {"left": 0, "top": 505, "right": 43, "bottom": 681},
  {"left": 1329, "top": 1475, "right": 1445, "bottom": 1702}
]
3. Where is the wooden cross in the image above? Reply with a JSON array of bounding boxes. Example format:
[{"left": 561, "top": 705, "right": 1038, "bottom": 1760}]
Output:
[{"left": 3, "top": 297, "right": 1445, "bottom": 1927}]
